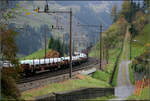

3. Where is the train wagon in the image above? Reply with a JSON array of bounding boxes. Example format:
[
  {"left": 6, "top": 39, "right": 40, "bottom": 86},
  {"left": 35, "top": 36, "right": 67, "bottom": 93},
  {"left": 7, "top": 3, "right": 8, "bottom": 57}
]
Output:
[{"left": 20, "top": 52, "right": 88, "bottom": 76}]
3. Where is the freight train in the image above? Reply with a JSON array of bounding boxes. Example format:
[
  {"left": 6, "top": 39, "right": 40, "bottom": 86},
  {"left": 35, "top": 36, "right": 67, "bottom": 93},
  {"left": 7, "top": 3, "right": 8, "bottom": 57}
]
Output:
[{"left": 20, "top": 52, "right": 88, "bottom": 76}]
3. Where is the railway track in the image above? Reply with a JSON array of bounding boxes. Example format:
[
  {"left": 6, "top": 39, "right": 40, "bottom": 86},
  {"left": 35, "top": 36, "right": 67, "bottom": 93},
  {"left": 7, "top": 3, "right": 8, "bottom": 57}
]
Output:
[
  {"left": 18, "top": 58, "right": 98, "bottom": 83},
  {"left": 17, "top": 58, "right": 99, "bottom": 91}
]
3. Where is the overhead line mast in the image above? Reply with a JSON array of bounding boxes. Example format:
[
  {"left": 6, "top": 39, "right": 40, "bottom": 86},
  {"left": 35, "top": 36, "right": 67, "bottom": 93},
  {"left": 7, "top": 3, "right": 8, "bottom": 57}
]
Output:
[
  {"left": 34, "top": 0, "right": 73, "bottom": 78},
  {"left": 77, "top": 24, "right": 103, "bottom": 70}
]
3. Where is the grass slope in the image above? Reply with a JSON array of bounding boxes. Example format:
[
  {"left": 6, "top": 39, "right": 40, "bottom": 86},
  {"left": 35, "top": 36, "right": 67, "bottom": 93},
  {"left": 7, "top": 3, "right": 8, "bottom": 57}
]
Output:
[
  {"left": 91, "top": 48, "right": 122, "bottom": 86},
  {"left": 90, "top": 46, "right": 122, "bottom": 86},
  {"left": 22, "top": 75, "right": 111, "bottom": 100},
  {"left": 21, "top": 48, "right": 51, "bottom": 60},
  {"left": 92, "top": 70, "right": 110, "bottom": 83}
]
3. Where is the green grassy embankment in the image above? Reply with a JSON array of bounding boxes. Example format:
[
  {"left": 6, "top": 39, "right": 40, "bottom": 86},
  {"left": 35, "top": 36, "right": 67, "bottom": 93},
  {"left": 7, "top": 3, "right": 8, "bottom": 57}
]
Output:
[
  {"left": 92, "top": 70, "right": 110, "bottom": 83},
  {"left": 91, "top": 46, "right": 122, "bottom": 86},
  {"left": 21, "top": 48, "right": 51, "bottom": 60},
  {"left": 131, "top": 24, "right": 150, "bottom": 60},
  {"left": 21, "top": 75, "right": 111, "bottom": 100},
  {"left": 128, "top": 24, "right": 150, "bottom": 84}
]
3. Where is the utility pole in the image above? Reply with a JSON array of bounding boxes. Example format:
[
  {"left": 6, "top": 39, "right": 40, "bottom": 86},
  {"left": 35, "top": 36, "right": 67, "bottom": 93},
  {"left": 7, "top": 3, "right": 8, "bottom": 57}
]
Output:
[
  {"left": 100, "top": 24, "right": 102, "bottom": 70},
  {"left": 95, "top": 34, "right": 96, "bottom": 57},
  {"left": 34, "top": 1, "right": 73, "bottom": 78},
  {"left": 44, "top": 27, "right": 47, "bottom": 58},
  {"left": 69, "top": 8, "right": 72, "bottom": 78},
  {"left": 0, "top": 31, "right": 2, "bottom": 54},
  {"left": 62, "top": 32, "right": 65, "bottom": 56}
]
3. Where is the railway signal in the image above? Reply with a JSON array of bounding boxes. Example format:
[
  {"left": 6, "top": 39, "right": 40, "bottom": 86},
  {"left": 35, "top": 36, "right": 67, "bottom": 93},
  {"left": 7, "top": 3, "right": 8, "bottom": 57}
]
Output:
[{"left": 34, "top": 0, "right": 73, "bottom": 78}]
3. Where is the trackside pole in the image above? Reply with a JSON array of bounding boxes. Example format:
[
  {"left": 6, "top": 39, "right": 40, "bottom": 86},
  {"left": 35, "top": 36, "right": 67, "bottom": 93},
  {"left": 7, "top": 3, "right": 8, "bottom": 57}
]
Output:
[{"left": 69, "top": 8, "right": 72, "bottom": 78}]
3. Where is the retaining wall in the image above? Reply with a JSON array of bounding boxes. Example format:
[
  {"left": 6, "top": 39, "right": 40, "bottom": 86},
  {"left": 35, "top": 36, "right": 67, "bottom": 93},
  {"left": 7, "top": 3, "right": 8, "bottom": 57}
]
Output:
[{"left": 35, "top": 87, "right": 114, "bottom": 101}]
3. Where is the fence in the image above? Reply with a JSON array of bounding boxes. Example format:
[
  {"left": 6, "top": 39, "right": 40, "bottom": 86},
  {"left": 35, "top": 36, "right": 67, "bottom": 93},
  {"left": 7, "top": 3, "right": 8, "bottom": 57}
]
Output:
[{"left": 134, "top": 78, "right": 150, "bottom": 96}]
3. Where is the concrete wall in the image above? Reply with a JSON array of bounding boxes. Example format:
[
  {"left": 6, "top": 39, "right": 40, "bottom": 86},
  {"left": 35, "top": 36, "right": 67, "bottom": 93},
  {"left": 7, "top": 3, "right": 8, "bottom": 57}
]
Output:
[{"left": 35, "top": 87, "right": 114, "bottom": 101}]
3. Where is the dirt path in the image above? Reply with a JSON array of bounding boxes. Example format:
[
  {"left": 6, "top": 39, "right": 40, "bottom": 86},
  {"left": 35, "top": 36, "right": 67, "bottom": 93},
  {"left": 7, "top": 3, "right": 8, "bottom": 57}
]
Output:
[{"left": 110, "top": 27, "right": 134, "bottom": 100}]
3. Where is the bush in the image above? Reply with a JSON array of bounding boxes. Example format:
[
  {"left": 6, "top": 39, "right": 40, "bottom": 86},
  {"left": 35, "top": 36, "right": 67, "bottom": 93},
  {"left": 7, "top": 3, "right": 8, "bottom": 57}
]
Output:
[
  {"left": 133, "top": 50, "right": 150, "bottom": 74},
  {"left": 134, "top": 64, "right": 144, "bottom": 73},
  {"left": 2, "top": 68, "right": 20, "bottom": 81},
  {"left": 1, "top": 68, "right": 22, "bottom": 101}
]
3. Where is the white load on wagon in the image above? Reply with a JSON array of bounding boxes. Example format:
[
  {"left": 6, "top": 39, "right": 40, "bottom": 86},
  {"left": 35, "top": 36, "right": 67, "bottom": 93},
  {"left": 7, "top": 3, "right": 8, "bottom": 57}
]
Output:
[
  {"left": 19, "top": 52, "right": 87, "bottom": 65},
  {"left": 20, "top": 58, "right": 62, "bottom": 65}
]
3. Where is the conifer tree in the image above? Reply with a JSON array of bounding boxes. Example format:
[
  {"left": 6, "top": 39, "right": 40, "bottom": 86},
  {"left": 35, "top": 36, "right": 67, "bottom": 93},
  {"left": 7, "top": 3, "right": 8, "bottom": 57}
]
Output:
[{"left": 111, "top": 4, "right": 118, "bottom": 22}]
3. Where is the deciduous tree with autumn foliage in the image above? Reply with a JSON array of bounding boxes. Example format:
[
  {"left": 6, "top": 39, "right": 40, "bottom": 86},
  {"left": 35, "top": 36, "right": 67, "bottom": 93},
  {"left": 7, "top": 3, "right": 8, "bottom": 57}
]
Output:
[{"left": 0, "top": 0, "right": 23, "bottom": 100}]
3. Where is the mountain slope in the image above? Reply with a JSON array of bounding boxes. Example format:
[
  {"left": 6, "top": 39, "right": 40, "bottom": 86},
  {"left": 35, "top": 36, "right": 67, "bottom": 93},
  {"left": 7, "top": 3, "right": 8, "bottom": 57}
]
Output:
[{"left": 10, "top": 1, "right": 122, "bottom": 56}]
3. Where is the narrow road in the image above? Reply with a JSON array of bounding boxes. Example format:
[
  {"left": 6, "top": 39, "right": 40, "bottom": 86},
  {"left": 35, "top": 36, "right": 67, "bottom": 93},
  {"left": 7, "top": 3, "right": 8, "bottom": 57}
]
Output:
[{"left": 111, "top": 27, "right": 134, "bottom": 100}]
